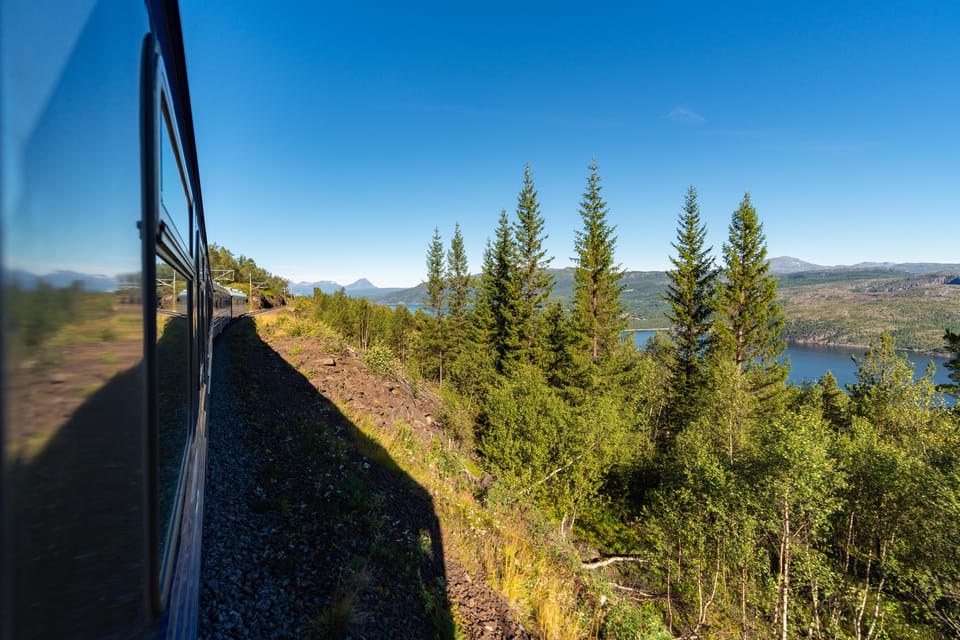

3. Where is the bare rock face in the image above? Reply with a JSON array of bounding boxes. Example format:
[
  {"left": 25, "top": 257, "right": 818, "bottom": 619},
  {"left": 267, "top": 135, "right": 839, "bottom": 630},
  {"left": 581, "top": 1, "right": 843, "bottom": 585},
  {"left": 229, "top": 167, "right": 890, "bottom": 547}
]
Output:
[{"left": 249, "top": 291, "right": 272, "bottom": 309}]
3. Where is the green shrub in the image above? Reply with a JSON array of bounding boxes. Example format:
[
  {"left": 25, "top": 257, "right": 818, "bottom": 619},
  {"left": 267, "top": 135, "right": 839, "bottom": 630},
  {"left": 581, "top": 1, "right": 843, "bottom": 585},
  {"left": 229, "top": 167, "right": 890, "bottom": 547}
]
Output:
[
  {"left": 600, "top": 600, "right": 671, "bottom": 640},
  {"left": 363, "top": 344, "right": 402, "bottom": 380}
]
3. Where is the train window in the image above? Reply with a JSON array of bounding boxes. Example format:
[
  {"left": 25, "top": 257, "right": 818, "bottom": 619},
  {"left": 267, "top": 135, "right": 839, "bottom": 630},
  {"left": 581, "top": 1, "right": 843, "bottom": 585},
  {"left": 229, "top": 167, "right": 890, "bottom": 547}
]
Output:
[
  {"left": 151, "top": 80, "right": 198, "bottom": 603},
  {"left": 155, "top": 255, "right": 191, "bottom": 577},
  {"left": 160, "top": 102, "right": 190, "bottom": 252}
]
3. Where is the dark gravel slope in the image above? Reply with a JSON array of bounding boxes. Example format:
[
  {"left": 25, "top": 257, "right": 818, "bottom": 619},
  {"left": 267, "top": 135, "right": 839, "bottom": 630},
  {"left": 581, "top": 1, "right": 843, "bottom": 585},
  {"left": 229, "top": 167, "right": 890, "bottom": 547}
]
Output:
[{"left": 200, "top": 318, "right": 528, "bottom": 639}]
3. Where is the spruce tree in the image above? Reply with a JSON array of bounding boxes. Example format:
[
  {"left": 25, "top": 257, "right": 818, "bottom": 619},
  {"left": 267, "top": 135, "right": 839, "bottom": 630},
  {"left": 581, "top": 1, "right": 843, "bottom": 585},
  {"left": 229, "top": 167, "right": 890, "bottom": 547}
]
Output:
[
  {"left": 513, "top": 163, "right": 554, "bottom": 361},
  {"left": 663, "top": 185, "right": 717, "bottom": 387},
  {"left": 423, "top": 226, "right": 445, "bottom": 384},
  {"left": 716, "top": 192, "right": 785, "bottom": 386},
  {"left": 445, "top": 223, "right": 470, "bottom": 362},
  {"left": 478, "top": 210, "right": 521, "bottom": 374},
  {"left": 572, "top": 160, "right": 625, "bottom": 363},
  {"left": 939, "top": 329, "right": 960, "bottom": 399}
]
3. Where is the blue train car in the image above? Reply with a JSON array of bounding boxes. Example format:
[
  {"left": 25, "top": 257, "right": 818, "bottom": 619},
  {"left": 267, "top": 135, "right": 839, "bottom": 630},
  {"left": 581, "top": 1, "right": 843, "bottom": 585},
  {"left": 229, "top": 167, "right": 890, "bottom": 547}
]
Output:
[
  {"left": 212, "top": 285, "right": 247, "bottom": 336},
  {"left": 1, "top": 1, "right": 217, "bottom": 637}
]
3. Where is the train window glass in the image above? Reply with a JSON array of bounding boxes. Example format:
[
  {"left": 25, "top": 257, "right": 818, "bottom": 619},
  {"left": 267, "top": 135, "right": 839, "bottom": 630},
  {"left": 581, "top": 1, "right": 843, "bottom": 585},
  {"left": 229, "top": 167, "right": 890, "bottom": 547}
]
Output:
[
  {"left": 160, "top": 103, "right": 190, "bottom": 249},
  {"left": 155, "top": 255, "right": 191, "bottom": 573}
]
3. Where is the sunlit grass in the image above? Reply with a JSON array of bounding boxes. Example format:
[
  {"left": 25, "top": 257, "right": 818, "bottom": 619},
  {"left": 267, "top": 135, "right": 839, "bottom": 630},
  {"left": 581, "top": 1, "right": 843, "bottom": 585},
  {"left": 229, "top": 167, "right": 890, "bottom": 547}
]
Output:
[
  {"left": 343, "top": 407, "right": 591, "bottom": 638},
  {"left": 253, "top": 310, "right": 665, "bottom": 639}
]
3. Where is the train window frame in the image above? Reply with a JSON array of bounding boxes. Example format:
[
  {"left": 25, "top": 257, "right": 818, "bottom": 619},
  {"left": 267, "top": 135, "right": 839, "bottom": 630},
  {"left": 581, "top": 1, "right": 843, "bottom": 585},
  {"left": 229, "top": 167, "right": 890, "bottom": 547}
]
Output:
[{"left": 141, "top": 33, "right": 197, "bottom": 617}]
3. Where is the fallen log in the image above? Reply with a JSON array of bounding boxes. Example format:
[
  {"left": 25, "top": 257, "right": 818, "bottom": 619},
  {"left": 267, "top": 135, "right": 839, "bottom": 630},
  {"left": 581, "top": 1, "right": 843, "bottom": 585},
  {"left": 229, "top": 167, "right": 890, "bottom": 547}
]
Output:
[{"left": 580, "top": 555, "right": 647, "bottom": 570}]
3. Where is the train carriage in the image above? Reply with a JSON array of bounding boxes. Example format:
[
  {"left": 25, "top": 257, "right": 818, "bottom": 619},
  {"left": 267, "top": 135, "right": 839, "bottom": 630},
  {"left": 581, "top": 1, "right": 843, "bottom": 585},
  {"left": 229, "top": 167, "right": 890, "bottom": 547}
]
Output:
[{"left": 1, "top": 1, "right": 222, "bottom": 637}]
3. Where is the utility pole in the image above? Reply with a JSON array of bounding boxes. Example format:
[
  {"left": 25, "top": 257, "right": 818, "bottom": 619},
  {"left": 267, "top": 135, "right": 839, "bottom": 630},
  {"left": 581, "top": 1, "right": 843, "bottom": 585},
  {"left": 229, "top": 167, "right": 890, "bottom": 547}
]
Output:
[
  {"left": 248, "top": 273, "right": 268, "bottom": 310},
  {"left": 212, "top": 269, "right": 234, "bottom": 284}
]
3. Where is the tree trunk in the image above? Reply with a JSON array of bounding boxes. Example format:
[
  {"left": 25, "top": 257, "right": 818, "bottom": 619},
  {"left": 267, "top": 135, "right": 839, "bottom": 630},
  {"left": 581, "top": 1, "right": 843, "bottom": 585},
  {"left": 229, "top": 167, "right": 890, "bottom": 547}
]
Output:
[
  {"left": 810, "top": 576, "right": 822, "bottom": 639},
  {"left": 781, "top": 494, "right": 791, "bottom": 640}
]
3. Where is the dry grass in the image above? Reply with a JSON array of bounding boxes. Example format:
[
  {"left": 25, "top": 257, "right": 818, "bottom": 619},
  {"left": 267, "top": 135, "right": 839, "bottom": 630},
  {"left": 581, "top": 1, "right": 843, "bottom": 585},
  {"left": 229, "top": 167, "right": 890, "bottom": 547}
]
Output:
[
  {"left": 344, "top": 408, "right": 591, "bottom": 639},
  {"left": 255, "top": 310, "right": 339, "bottom": 340},
  {"left": 254, "top": 310, "right": 660, "bottom": 639}
]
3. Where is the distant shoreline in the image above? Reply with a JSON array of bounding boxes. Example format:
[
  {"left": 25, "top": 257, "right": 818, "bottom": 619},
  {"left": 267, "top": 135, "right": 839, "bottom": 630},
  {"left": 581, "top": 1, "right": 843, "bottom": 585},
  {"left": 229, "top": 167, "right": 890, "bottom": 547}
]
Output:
[
  {"left": 628, "top": 329, "right": 950, "bottom": 359},
  {"left": 785, "top": 337, "right": 949, "bottom": 359}
]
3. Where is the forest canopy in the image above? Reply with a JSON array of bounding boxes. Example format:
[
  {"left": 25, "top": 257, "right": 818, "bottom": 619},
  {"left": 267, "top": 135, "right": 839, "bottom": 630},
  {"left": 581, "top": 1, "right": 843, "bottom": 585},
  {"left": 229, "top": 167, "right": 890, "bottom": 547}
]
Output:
[{"left": 285, "top": 163, "right": 959, "bottom": 639}]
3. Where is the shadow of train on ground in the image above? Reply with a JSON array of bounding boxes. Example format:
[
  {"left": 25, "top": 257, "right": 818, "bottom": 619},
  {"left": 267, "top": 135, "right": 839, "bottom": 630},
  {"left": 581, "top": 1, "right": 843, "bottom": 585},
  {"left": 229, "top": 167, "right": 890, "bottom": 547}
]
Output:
[{"left": 201, "top": 318, "right": 454, "bottom": 639}]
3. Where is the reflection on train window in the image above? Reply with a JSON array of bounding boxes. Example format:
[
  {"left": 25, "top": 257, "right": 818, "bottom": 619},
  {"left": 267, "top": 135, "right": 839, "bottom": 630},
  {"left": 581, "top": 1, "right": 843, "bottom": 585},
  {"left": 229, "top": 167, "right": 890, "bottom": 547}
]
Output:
[
  {"left": 155, "top": 256, "right": 190, "bottom": 572},
  {"left": 160, "top": 103, "right": 190, "bottom": 249}
]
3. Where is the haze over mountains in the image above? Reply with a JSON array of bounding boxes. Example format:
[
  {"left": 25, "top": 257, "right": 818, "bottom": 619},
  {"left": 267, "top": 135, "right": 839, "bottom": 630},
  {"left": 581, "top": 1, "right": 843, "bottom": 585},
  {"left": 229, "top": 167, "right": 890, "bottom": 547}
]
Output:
[
  {"left": 288, "top": 278, "right": 404, "bottom": 298},
  {"left": 293, "top": 257, "right": 960, "bottom": 300},
  {"left": 767, "top": 256, "right": 960, "bottom": 274}
]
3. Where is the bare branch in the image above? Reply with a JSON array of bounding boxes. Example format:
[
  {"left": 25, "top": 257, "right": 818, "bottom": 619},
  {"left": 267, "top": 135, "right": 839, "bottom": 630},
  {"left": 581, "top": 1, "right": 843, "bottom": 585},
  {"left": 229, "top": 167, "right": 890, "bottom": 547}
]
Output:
[{"left": 581, "top": 555, "right": 648, "bottom": 570}]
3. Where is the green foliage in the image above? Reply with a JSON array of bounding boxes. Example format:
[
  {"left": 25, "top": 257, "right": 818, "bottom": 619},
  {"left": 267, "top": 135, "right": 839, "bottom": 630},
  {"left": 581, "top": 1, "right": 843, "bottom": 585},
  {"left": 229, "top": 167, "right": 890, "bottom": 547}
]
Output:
[
  {"left": 599, "top": 600, "right": 672, "bottom": 640},
  {"left": 716, "top": 192, "right": 786, "bottom": 393},
  {"left": 848, "top": 331, "right": 943, "bottom": 443},
  {"left": 538, "top": 300, "right": 584, "bottom": 391},
  {"left": 6, "top": 283, "right": 111, "bottom": 354},
  {"left": 939, "top": 328, "right": 960, "bottom": 398},
  {"left": 663, "top": 185, "right": 718, "bottom": 431},
  {"left": 663, "top": 185, "right": 717, "bottom": 380},
  {"left": 572, "top": 160, "right": 625, "bottom": 365},
  {"left": 362, "top": 344, "right": 403, "bottom": 380},
  {"left": 388, "top": 303, "right": 417, "bottom": 365},
  {"left": 513, "top": 163, "right": 554, "bottom": 363},
  {"left": 422, "top": 227, "right": 446, "bottom": 383},
  {"left": 208, "top": 242, "right": 289, "bottom": 298},
  {"left": 304, "top": 170, "right": 960, "bottom": 639},
  {"left": 445, "top": 222, "right": 471, "bottom": 364},
  {"left": 424, "top": 226, "right": 445, "bottom": 318},
  {"left": 478, "top": 367, "right": 629, "bottom": 530},
  {"left": 477, "top": 210, "right": 522, "bottom": 375}
]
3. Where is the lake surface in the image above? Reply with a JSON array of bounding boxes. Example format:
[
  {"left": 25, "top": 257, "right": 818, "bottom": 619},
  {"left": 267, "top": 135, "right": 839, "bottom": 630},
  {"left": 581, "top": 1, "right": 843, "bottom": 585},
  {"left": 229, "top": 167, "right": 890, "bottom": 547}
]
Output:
[{"left": 630, "top": 330, "right": 954, "bottom": 392}]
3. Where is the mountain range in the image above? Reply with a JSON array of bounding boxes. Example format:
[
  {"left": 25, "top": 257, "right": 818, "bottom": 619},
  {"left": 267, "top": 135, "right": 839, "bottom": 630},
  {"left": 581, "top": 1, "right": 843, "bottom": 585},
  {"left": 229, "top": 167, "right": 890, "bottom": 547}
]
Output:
[
  {"left": 296, "top": 258, "right": 960, "bottom": 301},
  {"left": 289, "top": 258, "right": 960, "bottom": 351},
  {"left": 288, "top": 277, "right": 404, "bottom": 299},
  {"left": 767, "top": 256, "right": 960, "bottom": 274},
  {"left": 296, "top": 257, "right": 957, "bottom": 303}
]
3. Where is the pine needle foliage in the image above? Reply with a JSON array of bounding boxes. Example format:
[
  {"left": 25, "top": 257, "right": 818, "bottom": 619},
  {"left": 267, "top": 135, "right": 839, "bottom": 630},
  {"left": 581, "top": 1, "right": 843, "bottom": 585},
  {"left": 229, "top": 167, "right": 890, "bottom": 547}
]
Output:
[
  {"left": 513, "top": 163, "right": 554, "bottom": 362},
  {"left": 572, "top": 160, "right": 625, "bottom": 363},
  {"left": 663, "top": 185, "right": 717, "bottom": 389},
  {"left": 716, "top": 192, "right": 785, "bottom": 387},
  {"left": 446, "top": 223, "right": 470, "bottom": 361},
  {"left": 479, "top": 210, "right": 522, "bottom": 374},
  {"left": 423, "top": 227, "right": 445, "bottom": 384}
]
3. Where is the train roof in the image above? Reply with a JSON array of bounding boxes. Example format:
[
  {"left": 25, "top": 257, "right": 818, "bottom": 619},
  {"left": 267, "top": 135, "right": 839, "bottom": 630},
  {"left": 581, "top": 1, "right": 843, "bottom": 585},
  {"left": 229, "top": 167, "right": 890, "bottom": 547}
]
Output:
[{"left": 213, "top": 283, "right": 248, "bottom": 299}]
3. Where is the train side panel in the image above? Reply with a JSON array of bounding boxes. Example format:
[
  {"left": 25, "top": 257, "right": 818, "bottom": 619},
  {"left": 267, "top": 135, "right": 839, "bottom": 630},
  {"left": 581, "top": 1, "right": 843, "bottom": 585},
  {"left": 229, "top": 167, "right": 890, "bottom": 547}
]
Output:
[{"left": 1, "top": 1, "right": 212, "bottom": 637}]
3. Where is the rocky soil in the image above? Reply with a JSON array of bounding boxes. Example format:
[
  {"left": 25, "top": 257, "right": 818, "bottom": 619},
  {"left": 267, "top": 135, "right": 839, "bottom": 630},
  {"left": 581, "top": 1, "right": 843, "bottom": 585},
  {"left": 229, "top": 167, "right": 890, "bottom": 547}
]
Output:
[{"left": 200, "top": 315, "right": 530, "bottom": 639}]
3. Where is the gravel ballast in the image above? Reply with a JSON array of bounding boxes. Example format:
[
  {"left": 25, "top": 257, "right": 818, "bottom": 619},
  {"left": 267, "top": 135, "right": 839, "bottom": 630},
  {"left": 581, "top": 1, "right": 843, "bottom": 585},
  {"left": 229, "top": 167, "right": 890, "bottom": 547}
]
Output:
[{"left": 199, "top": 317, "right": 530, "bottom": 639}]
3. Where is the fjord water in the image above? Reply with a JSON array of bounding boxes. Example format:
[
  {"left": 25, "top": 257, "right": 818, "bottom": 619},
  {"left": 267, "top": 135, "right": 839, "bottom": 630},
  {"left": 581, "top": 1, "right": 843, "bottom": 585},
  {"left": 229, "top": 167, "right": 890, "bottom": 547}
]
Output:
[{"left": 631, "top": 331, "right": 953, "bottom": 391}]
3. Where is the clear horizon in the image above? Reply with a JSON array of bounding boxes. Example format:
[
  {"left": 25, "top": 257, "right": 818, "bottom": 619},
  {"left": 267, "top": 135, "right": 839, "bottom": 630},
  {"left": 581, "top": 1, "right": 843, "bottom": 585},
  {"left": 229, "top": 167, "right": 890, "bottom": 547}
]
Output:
[
  {"left": 181, "top": 3, "right": 959, "bottom": 288},
  {"left": 291, "top": 255, "right": 960, "bottom": 291}
]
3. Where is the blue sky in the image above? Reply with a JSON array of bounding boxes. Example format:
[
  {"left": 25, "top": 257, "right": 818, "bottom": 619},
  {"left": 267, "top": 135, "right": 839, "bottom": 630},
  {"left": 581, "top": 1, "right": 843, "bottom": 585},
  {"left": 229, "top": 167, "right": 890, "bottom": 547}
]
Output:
[{"left": 181, "top": 2, "right": 959, "bottom": 288}]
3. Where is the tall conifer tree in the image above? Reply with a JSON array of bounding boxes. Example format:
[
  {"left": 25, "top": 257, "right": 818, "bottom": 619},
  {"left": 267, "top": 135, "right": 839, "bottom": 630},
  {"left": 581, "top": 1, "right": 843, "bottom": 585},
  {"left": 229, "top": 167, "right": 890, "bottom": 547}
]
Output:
[
  {"left": 664, "top": 185, "right": 717, "bottom": 386},
  {"left": 446, "top": 222, "right": 470, "bottom": 361},
  {"left": 478, "top": 210, "right": 521, "bottom": 374},
  {"left": 716, "top": 192, "right": 785, "bottom": 385},
  {"left": 572, "top": 160, "right": 625, "bottom": 363},
  {"left": 423, "top": 226, "right": 446, "bottom": 384},
  {"left": 513, "top": 163, "right": 554, "bottom": 361}
]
